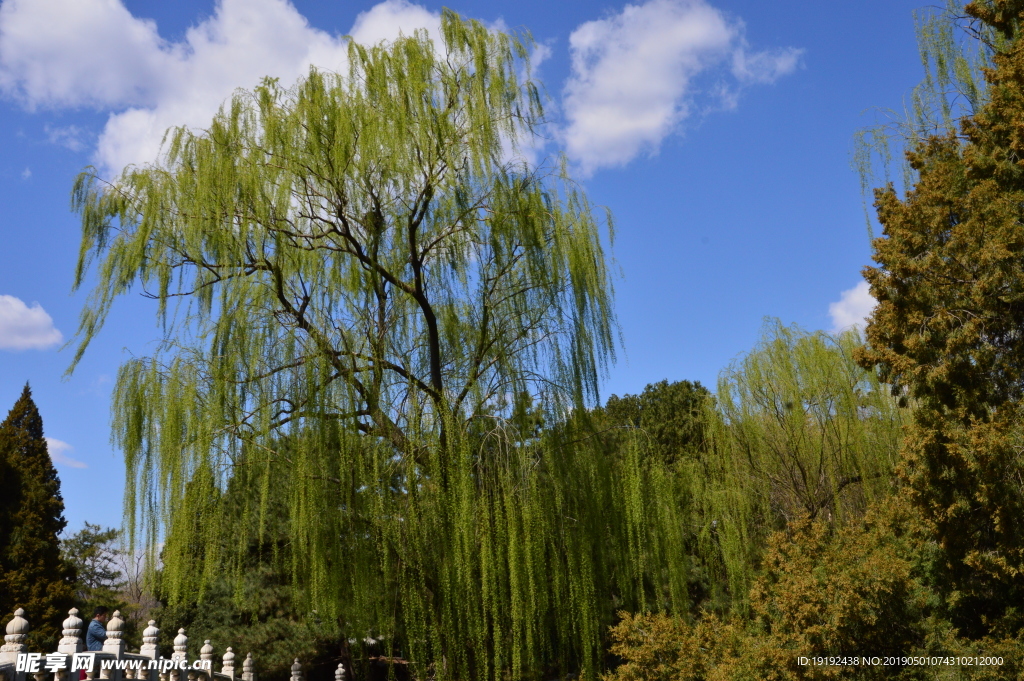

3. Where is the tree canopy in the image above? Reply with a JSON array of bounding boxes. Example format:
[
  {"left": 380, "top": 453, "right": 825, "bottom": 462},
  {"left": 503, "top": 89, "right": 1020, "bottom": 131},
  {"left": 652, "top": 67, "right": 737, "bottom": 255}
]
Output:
[
  {"left": 593, "top": 379, "right": 711, "bottom": 466},
  {"left": 70, "top": 11, "right": 625, "bottom": 681},
  {"left": 0, "top": 385, "right": 76, "bottom": 650},
  {"left": 62, "top": 523, "right": 122, "bottom": 602},
  {"left": 71, "top": 12, "right": 614, "bottom": 463},
  {"left": 858, "top": 0, "right": 1024, "bottom": 639},
  {"left": 694, "top": 322, "right": 903, "bottom": 611}
]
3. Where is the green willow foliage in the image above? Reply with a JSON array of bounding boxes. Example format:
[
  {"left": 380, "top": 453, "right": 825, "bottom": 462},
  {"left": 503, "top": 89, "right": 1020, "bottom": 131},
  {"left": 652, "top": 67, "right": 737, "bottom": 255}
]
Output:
[
  {"left": 695, "top": 322, "right": 903, "bottom": 609},
  {"left": 853, "top": 0, "right": 1002, "bottom": 233},
  {"left": 65, "top": 12, "right": 910, "bottom": 677},
  {"left": 64, "top": 12, "right": 676, "bottom": 681}
]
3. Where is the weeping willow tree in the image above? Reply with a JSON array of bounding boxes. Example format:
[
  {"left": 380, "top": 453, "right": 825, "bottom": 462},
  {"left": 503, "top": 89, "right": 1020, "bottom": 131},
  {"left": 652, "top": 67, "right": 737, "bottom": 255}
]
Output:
[
  {"left": 63, "top": 12, "right": 702, "bottom": 681},
  {"left": 694, "top": 322, "right": 904, "bottom": 610}
]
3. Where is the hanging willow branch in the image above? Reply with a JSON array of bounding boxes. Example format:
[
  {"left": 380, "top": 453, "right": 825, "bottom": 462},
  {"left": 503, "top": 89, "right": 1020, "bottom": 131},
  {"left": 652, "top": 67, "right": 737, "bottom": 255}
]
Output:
[
  {"left": 852, "top": 0, "right": 1002, "bottom": 237},
  {"left": 65, "top": 11, "right": 648, "bottom": 681}
]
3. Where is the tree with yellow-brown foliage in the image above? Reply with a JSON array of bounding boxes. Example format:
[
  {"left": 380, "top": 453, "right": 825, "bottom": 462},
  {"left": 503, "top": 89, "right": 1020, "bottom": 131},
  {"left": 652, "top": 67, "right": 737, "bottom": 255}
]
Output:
[{"left": 857, "top": 0, "right": 1024, "bottom": 639}]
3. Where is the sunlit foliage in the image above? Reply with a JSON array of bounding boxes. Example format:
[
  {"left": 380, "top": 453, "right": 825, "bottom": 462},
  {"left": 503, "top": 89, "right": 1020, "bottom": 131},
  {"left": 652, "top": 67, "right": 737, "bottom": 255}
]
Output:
[
  {"left": 65, "top": 11, "right": 652, "bottom": 681},
  {"left": 852, "top": 0, "right": 1001, "bottom": 228},
  {"left": 603, "top": 501, "right": 931, "bottom": 681},
  {"left": 695, "top": 322, "right": 903, "bottom": 609},
  {"left": 858, "top": 0, "right": 1024, "bottom": 640}
]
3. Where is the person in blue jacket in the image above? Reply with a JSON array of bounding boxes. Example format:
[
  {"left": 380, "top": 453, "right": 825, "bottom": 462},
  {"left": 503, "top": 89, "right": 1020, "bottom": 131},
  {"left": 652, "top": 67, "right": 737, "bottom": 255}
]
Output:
[{"left": 86, "top": 607, "right": 108, "bottom": 651}]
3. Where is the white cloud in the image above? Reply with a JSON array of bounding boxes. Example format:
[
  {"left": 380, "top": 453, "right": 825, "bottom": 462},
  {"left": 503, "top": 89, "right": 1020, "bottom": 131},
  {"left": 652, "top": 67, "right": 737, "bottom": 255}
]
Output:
[
  {"left": 828, "top": 280, "right": 876, "bottom": 333},
  {"left": 20, "top": 167, "right": 30, "bottom": 179},
  {"left": 0, "top": 295, "right": 63, "bottom": 350},
  {"left": 0, "top": 0, "right": 168, "bottom": 109},
  {"left": 0, "top": 0, "right": 441, "bottom": 175},
  {"left": 45, "top": 124, "right": 87, "bottom": 151},
  {"left": 731, "top": 43, "right": 803, "bottom": 85},
  {"left": 348, "top": 0, "right": 441, "bottom": 46},
  {"left": 562, "top": 0, "right": 801, "bottom": 174},
  {"left": 45, "top": 437, "right": 88, "bottom": 469}
]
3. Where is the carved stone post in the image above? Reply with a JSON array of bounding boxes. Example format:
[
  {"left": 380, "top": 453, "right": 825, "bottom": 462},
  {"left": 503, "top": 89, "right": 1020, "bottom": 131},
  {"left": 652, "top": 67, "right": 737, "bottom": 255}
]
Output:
[
  {"left": 0, "top": 609, "right": 28, "bottom": 665},
  {"left": 103, "top": 611, "right": 126, "bottom": 656},
  {"left": 172, "top": 631, "right": 188, "bottom": 663},
  {"left": 170, "top": 629, "right": 188, "bottom": 681},
  {"left": 289, "top": 660, "right": 302, "bottom": 681},
  {"left": 100, "top": 611, "right": 125, "bottom": 681},
  {"left": 140, "top": 621, "right": 160, "bottom": 660},
  {"left": 58, "top": 609, "right": 84, "bottom": 655},
  {"left": 198, "top": 641, "right": 214, "bottom": 681},
  {"left": 334, "top": 663, "right": 346, "bottom": 681},
  {"left": 221, "top": 649, "right": 235, "bottom": 681},
  {"left": 241, "top": 654, "right": 255, "bottom": 681}
]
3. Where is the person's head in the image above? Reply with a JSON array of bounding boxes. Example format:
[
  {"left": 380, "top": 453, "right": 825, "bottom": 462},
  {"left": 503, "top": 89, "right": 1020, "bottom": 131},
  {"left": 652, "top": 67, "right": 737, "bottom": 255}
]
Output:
[{"left": 92, "top": 606, "right": 109, "bottom": 623}]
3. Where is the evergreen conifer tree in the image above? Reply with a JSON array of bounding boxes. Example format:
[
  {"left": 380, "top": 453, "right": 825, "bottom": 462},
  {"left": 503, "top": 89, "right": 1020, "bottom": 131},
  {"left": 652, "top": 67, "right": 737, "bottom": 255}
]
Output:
[
  {"left": 858, "top": 0, "right": 1024, "bottom": 640},
  {"left": 0, "top": 384, "right": 76, "bottom": 650}
]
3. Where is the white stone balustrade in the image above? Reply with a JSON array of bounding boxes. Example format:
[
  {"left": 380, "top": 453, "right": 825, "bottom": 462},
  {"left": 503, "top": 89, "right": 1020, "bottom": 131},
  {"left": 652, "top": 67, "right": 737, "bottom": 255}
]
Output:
[
  {"left": 171, "top": 630, "right": 188, "bottom": 663},
  {"left": 0, "top": 609, "right": 260, "bottom": 681},
  {"left": 240, "top": 654, "right": 254, "bottom": 681},
  {"left": 199, "top": 642, "right": 213, "bottom": 668}
]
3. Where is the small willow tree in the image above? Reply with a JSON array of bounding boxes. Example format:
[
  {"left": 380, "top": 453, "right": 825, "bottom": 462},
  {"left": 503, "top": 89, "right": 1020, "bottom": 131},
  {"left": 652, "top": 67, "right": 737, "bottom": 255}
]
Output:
[
  {"left": 695, "top": 322, "right": 904, "bottom": 609},
  {"left": 67, "top": 12, "right": 634, "bottom": 681}
]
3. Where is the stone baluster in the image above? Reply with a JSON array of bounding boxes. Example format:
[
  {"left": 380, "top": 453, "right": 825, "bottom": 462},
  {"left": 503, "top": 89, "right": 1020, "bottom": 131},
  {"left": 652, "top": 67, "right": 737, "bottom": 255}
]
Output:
[
  {"left": 172, "top": 630, "right": 188, "bottom": 663},
  {"left": 199, "top": 641, "right": 214, "bottom": 681},
  {"left": 221, "top": 649, "right": 235, "bottom": 680},
  {"left": 0, "top": 609, "right": 28, "bottom": 665},
  {"left": 289, "top": 660, "right": 302, "bottom": 681},
  {"left": 169, "top": 629, "right": 188, "bottom": 681},
  {"left": 58, "top": 608, "right": 84, "bottom": 655},
  {"left": 52, "top": 608, "right": 83, "bottom": 681},
  {"left": 85, "top": 655, "right": 99, "bottom": 681},
  {"left": 140, "top": 621, "right": 160, "bottom": 660},
  {"left": 334, "top": 663, "right": 346, "bottom": 681},
  {"left": 241, "top": 654, "right": 255, "bottom": 681},
  {"left": 103, "top": 611, "right": 126, "bottom": 656},
  {"left": 100, "top": 611, "right": 125, "bottom": 681}
]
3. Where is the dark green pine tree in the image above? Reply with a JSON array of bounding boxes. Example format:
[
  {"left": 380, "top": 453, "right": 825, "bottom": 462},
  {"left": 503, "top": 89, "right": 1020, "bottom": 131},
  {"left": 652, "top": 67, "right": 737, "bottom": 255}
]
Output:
[{"left": 0, "top": 384, "right": 76, "bottom": 650}]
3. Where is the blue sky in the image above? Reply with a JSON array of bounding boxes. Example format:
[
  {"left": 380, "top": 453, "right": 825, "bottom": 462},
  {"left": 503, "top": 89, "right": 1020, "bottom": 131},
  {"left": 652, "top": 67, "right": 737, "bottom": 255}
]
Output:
[{"left": 0, "top": 0, "right": 924, "bottom": 532}]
